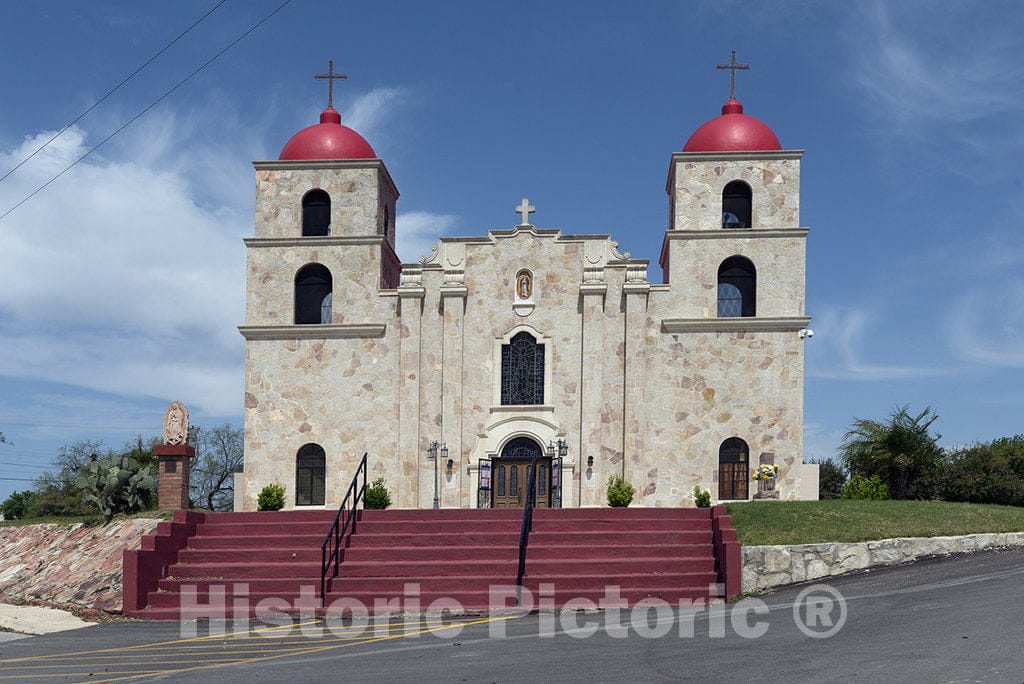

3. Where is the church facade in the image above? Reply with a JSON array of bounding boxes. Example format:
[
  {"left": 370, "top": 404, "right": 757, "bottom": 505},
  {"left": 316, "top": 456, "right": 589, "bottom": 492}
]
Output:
[{"left": 235, "top": 77, "right": 819, "bottom": 511}]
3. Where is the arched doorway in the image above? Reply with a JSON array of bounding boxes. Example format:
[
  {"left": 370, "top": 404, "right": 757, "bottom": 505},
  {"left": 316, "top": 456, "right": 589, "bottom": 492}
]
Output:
[{"left": 493, "top": 437, "right": 550, "bottom": 508}]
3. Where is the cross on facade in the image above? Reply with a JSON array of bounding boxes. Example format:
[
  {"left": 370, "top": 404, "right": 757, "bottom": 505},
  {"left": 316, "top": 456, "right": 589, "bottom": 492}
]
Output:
[
  {"left": 515, "top": 198, "right": 535, "bottom": 226},
  {"left": 716, "top": 50, "right": 749, "bottom": 99},
  {"left": 315, "top": 60, "right": 348, "bottom": 108}
]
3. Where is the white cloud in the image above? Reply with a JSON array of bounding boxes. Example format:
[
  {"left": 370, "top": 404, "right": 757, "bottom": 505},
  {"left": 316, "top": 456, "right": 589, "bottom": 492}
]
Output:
[
  {"left": 295, "top": 87, "right": 408, "bottom": 154},
  {"left": 948, "top": 286, "right": 1024, "bottom": 368},
  {"left": 0, "top": 87, "right": 434, "bottom": 419},
  {"left": 345, "top": 87, "right": 406, "bottom": 144},
  {"left": 809, "top": 308, "right": 945, "bottom": 381},
  {"left": 395, "top": 210, "right": 459, "bottom": 263},
  {"left": 844, "top": 1, "right": 1024, "bottom": 170},
  {"left": 0, "top": 109, "right": 249, "bottom": 416}
]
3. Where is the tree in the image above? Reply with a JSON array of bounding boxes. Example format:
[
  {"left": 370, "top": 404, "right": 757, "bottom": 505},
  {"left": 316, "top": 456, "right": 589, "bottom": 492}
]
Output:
[
  {"left": 813, "top": 458, "right": 847, "bottom": 499},
  {"left": 839, "top": 405, "right": 943, "bottom": 500},
  {"left": 189, "top": 424, "right": 244, "bottom": 511},
  {"left": 27, "top": 438, "right": 157, "bottom": 518},
  {"left": 1, "top": 490, "right": 34, "bottom": 519}
]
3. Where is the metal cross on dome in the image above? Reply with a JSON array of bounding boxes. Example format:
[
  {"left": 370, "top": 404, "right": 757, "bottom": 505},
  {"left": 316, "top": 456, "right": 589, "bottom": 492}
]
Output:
[
  {"left": 716, "top": 50, "right": 749, "bottom": 99},
  {"left": 515, "top": 198, "right": 536, "bottom": 226},
  {"left": 315, "top": 60, "right": 348, "bottom": 108}
]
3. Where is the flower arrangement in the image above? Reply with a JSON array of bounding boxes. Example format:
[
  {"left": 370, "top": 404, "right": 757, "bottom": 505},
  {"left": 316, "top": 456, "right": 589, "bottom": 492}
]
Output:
[{"left": 751, "top": 464, "right": 780, "bottom": 481}]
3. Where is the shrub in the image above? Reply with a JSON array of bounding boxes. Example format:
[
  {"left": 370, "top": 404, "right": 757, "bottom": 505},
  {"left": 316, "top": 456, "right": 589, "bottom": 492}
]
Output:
[
  {"left": 842, "top": 474, "right": 890, "bottom": 501},
  {"left": 24, "top": 484, "right": 93, "bottom": 518},
  {"left": 74, "top": 454, "right": 156, "bottom": 520},
  {"left": 257, "top": 483, "right": 286, "bottom": 511},
  {"left": 364, "top": 477, "right": 392, "bottom": 510},
  {"left": 814, "top": 458, "right": 847, "bottom": 500},
  {"left": 840, "top": 405, "right": 943, "bottom": 499},
  {"left": 693, "top": 486, "right": 711, "bottom": 508},
  {"left": 606, "top": 475, "right": 635, "bottom": 507},
  {"left": 1, "top": 490, "right": 34, "bottom": 520},
  {"left": 935, "top": 436, "right": 1024, "bottom": 507}
]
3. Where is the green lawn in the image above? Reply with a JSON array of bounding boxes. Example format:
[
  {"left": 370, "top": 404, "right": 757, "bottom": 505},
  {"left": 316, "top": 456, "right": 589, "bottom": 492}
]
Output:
[
  {"left": 726, "top": 500, "right": 1024, "bottom": 546},
  {"left": 0, "top": 510, "right": 173, "bottom": 528}
]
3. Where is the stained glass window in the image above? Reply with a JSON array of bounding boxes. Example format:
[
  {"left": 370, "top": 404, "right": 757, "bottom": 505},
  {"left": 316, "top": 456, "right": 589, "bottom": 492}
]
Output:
[{"left": 501, "top": 331, "right": 544, "bottom": 405}]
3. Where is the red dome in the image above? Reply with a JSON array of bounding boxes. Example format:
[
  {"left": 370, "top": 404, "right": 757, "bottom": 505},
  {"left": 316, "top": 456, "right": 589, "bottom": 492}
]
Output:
[
  {"left": 279, "top": 107, "right": 376, "bottom": 160},
  {"left": 683, "top": 98, "right": 781, "bottom": 152}
]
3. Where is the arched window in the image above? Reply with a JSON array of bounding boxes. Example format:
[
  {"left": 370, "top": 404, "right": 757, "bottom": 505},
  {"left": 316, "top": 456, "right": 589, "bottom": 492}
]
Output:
[
  {"left": 717, "top": 256, "right": 756, "bottom": 318},
  {"left": 302, "top": 189, "right": 331, "bottom": 236},
  {"left": 501, "top": 331, "right": 545, "bottom": 405},
  {"left": 294, "top": 263, "right": 332, "bottom": 324},
  {"left": 722, "top": 181, "right": 752, "bottom": 229},
  {"left": 718, "top": 437, "right": 749, "bottom": 500},
  {"left": 296, "top": 443, "right": 326, "bottom": 506}
]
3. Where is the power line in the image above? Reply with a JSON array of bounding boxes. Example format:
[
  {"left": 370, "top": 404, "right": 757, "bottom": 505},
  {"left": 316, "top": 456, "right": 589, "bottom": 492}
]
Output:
[
  {"left": 0, "top": 461, "right": 49, "bottom": 470},
  {"left": 0, "top": 477, "right": 37, "bottom": 482},
  {"left": 0, "top": 0, "right": 295, "bottom": 222},
  {"left": 1, "top": 421, "right": 158, "bottom": 429},
  {"left": 0, "top": 0, "right": 228, "bottom": 185}
]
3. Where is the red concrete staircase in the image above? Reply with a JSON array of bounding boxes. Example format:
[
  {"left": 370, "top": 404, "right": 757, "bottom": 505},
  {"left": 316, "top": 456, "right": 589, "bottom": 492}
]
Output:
[{"left": 124, "top": 507, "right": 739, "bottom": 620}]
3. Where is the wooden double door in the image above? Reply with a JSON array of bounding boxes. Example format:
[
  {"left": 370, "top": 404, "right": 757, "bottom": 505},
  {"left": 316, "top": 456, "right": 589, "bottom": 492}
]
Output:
[{"left": 492, "top": 438, "right": 551, "bottom": 509}]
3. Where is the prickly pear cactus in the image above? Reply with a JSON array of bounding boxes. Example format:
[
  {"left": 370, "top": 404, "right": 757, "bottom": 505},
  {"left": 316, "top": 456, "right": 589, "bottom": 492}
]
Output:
[{"left": 75, "top": 454, "right": 156, "bottom": 520}]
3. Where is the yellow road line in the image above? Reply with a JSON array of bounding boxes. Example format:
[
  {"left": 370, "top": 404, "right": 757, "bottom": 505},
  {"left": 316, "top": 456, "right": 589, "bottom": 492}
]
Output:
[
  {"left": 82, "top": 615, "right": 515, "bottom": 684},
  {"left": 0, "top": 671, "right": 170, "bottom": 680},
  {"left": 0, "top": 616, "right": 437, "bottom": 665}
]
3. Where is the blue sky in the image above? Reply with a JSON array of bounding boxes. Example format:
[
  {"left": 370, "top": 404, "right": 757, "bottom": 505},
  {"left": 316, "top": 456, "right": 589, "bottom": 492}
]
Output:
[{"left": 1, "top": 0, "right": 1022, "bottom": 500}]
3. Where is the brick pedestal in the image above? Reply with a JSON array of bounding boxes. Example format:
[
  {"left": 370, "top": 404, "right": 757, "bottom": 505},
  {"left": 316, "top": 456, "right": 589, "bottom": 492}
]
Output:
[{"left": 154, "top": 444, "right": 195, "bottom": 510}]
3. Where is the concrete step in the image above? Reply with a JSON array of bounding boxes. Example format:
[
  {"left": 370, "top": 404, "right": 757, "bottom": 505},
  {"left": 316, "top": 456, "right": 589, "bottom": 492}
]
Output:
[{"left": 134, "top": 584, "right": 718, "bottom": 619}]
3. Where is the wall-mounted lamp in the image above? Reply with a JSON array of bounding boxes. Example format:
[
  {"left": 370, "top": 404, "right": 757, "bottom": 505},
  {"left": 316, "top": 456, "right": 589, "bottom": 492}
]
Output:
[
  {"left": 587, "top": 455, "right": 594, "bottom": 468},
  {"left": 446, "top": 458, "right": 454, "bottom": 473}
]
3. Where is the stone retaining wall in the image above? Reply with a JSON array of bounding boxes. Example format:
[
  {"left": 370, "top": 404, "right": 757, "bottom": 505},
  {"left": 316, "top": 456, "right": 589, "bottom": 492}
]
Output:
[
  {"left": 0, "top": 518, "right": 161, "bottom": 613},
  {"left": 742, "top": 532, "right": 1024, "bottom": 593}
]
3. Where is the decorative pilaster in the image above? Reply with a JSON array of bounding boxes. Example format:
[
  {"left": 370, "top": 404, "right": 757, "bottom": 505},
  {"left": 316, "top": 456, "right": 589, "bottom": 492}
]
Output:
[
  {"left": 622, "top": 268, "right": 650, "bottom": 499},
  {"left": 397, "top": 280, "right": 425, "bottom": 508},
  {"left": 578, "top": 281, "right": 607, "bottom": 507},
  {"left": 440, "top": 286, "right": 467, "bottom": 507}
]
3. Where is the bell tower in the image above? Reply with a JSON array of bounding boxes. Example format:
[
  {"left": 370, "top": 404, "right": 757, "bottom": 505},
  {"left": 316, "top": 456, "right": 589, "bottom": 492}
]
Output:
[
  {"left": 236, "top": 63, "right": 401, "bottom": 510},
  {"left": 655, "top": 52, "right": 815, "bottom": 502}
]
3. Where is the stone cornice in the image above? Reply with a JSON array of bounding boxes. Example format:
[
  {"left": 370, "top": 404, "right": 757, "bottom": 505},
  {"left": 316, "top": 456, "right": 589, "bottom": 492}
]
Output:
[
  {"left": 671, "top": 150, "right": 804, "bottom": 163},
  {"left": 251, "top": 159, "right": 399, "bottom": 196},
  {"left": 663, "top": 228, "right": 809, "bottom": 241},
  {"left": 439, "top": 285, "right": 469, "bottom": 298},
  {"left": 253, "top": 159, "right": 383, "bottom": 171},
  {"left": 238, "top": 324, "right": 387, "bottom": 340},
  {"left": 579, "top": 283, "right": 608, "bottom": 295},
  {"left": 396, "top": 286, "right": 426, "bottom": 299},
  {"left": 623, "top": 282, "right": 651, "bottom": 295},
  {"left": 244, "top": 235, "right": 386, "bottom": 248},
  {"left": 660, "top": 317, "right": 812, "bottom": 333}
]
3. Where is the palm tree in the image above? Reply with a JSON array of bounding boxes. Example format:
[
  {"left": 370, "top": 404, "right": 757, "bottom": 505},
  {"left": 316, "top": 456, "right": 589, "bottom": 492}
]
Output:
[{"left": 840, "top": 405, "right": 943, "bottom": 499}]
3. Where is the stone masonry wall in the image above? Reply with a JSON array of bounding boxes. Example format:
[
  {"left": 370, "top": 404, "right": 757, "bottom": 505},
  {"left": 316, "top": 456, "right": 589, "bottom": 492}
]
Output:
[
  {"left": 0, "top": 518, "right": 160, "bottom": 613},
  {"left": 742, "top": 532, "right": 1024, "bottom": 593},
  {"left": 671, "top": 155, "right": 801, "bottom": 231}
]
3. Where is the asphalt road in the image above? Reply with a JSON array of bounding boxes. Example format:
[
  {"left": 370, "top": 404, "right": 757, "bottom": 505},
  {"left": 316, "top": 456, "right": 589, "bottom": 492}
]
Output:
[{"left": 2, "top": 547, "right": 1022, "bottom": 683}]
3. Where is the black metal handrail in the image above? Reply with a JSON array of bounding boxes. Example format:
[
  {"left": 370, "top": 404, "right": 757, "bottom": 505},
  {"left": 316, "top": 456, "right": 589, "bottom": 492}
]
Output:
[
  {"left": 320, "top": 452, "right": 368, "bottom": 606},
  {"left": 515, "top": 453, "right": 540, "bottom": 604}
]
